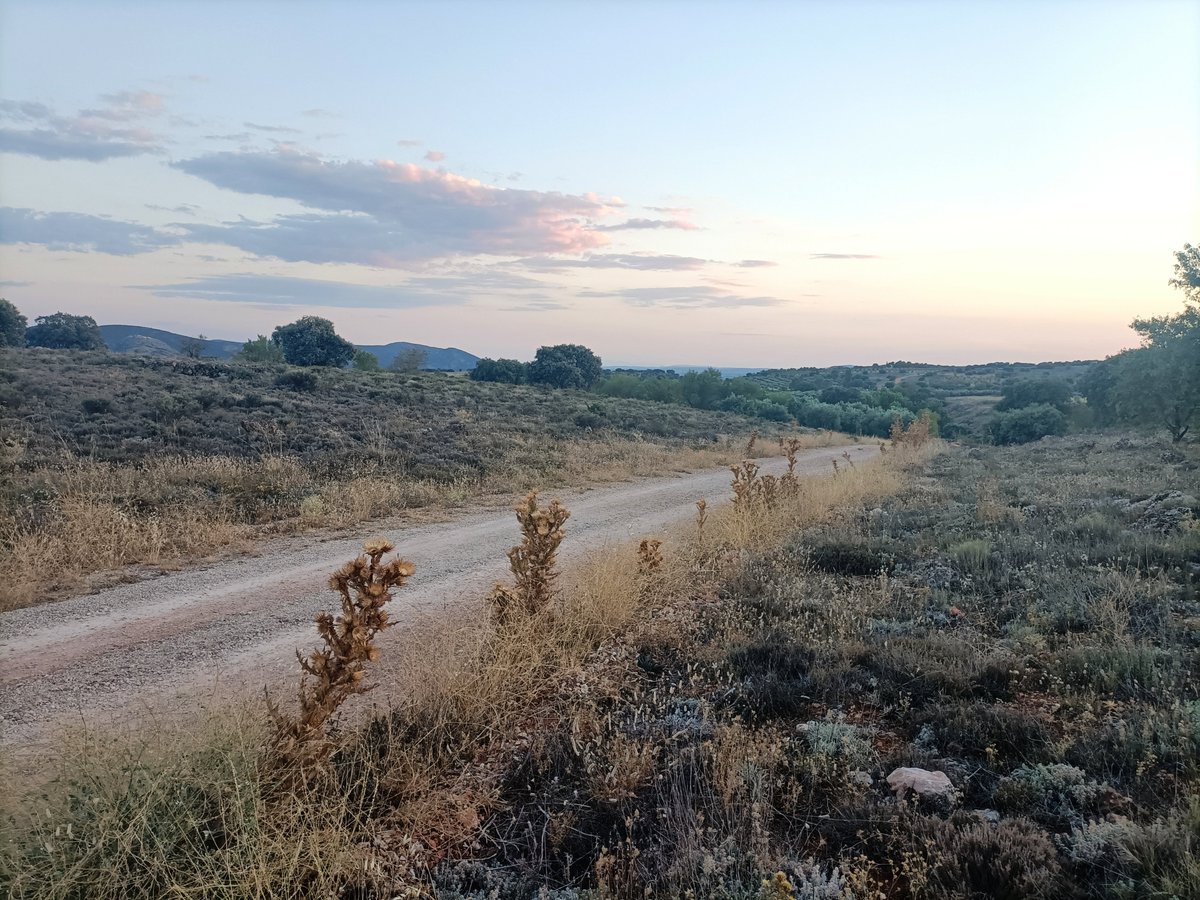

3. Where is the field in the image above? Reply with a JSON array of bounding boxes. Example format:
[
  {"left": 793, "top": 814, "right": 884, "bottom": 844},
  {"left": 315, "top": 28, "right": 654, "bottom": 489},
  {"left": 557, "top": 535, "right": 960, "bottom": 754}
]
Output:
[
  {"left": 0, "top": 348, "right": 791, "bottom": 610},
  {"left": 3, "top": 430, "right": 1197, "bottom": 899}
]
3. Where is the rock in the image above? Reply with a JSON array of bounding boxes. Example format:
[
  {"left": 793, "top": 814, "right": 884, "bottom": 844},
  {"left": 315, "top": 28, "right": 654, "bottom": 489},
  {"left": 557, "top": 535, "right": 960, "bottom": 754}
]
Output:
[
  {"left": 886, "top": 767, "right": 957, "bottom": 802},
  {"left": 849, "top": 770, "right": 874, "bottom": 787},
  {"left": 973, "top": 808, "right": 1001, "bottom": 825}
]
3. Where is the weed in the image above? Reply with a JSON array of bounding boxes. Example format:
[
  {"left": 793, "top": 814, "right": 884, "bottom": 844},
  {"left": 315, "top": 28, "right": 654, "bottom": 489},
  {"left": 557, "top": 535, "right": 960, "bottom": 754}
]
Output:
[
  {"left": 267, "top": 539, "right": 414, "bottom": 781},
  {"left": 489, "top": 491, "right": 570, "bottom": 625}
]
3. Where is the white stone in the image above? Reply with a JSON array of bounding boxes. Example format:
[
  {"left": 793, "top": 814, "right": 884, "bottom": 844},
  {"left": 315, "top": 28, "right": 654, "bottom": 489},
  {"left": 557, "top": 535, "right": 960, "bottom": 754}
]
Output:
[{"left": 886, "top": 767, "right": 957, "bottom": 801}]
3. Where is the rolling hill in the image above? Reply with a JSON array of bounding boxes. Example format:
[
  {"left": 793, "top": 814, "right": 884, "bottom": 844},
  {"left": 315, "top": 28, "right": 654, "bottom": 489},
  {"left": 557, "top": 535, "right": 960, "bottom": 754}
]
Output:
[{"left": 98, "top": 325, "right": 480, "bottom": 370}]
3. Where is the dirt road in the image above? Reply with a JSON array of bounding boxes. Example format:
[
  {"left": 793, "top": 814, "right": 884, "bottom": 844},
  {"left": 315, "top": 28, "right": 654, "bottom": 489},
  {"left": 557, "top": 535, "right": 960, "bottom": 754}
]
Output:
[{"left": 0, "top": 444, "right": 877, "bottom": 747}]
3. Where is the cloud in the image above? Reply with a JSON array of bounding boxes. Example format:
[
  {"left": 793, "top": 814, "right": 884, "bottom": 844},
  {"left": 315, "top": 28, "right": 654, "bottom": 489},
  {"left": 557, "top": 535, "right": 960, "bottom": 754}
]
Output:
[
  {"left": 203, "top": 131, "right": 252, "bottom": 142},
  {"left": 0, "top": 280, "right": 33, "bottom": 288},
  {"left": 424, "top": 149, "right": 446, "bottom": 162},
  {"left": 734, "top": 259, "right": 777, "bottom": 267},
  {"left": 87, "top": 91, "right": 166, "bottom": 120},
  {"left": 146, "top": 203, "right": 200, "bottom": 215},
  {"left": 301, "top": 108, "right": 340, "bottom": 119},
  {"left": 591, "top": 217, "right": 698, "bottom": 232},
  {"left": 173, "top": 149, "right": 621, "bottom": 263},
  {"left": 580, "top": 285, "right": 786, "bottom": 308},
  {"left": 809, "top": 253, "right": 880, "bottom": 259},
  {"left": 513, "top": 252, "right": 707, "bottom": 272},
  {"left": 0, "top": 95, "right": 164, "bottom": 161},
  {"left": 0, "top": 207, "right": 179, "bottom": 255},
  {"left": 244, "top": 121, "right": 303, "bottom": 134},
  {"left": 134, "top": 272, "right": 525, "bottom": 309},
  {"left": 396, "top": 138, "right": 422, "bottom": 147}
]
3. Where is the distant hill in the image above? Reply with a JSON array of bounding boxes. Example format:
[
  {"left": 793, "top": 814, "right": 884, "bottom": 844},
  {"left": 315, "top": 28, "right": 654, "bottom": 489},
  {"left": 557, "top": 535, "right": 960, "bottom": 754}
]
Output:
[
  {"left": 613, "top": 365, "right": 765, "bottom": 379},
  {"left": 98, "top": 325, "right": 480, "bottom": 371},
  {"left": 357, "top": 341, "right": 479, "bottom": 371},
  {"left": 99, "top": 325, "right": 244, "bottom": 358}
]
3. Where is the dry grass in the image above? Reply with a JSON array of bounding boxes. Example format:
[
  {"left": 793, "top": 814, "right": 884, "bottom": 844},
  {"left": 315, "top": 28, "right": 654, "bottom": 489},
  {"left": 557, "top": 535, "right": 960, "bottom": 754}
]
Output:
[
  {"left": 1, "top": 439, "right": 929, "bottom": 898},
  {"left": 0, "top": 431, "right": 851, "bottom": 612}
]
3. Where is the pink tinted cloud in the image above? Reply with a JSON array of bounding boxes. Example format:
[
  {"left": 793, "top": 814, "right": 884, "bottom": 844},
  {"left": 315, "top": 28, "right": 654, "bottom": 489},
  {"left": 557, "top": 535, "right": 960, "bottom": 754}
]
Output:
[
  {"left": 175, "top": 150, "right": 622, "bottom": 260},
  {"left": 424, "top": 149, "right": 446, "bottom": 162}
]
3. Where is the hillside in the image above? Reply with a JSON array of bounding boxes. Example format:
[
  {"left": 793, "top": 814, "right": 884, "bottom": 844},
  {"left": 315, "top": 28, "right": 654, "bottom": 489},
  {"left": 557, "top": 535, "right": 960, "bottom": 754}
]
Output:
[
  {"left": 0, "top": 346, "right": 795, "bottom": 608},
  {"left": 97, "top": 324, "right": 481, "bottom": 370}
]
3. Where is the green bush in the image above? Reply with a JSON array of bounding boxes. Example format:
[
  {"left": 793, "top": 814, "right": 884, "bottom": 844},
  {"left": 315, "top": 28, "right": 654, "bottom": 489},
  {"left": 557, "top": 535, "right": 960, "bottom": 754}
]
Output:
[{"left": 989, "top": 403, "right": 1067, "bottom": 444}]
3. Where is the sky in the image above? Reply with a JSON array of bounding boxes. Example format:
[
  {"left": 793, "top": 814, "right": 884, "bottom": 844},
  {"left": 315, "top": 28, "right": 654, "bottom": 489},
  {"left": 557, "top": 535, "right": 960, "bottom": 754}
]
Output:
[{"left": 0, "top": 0, "right": 1197, "bottom": 367}]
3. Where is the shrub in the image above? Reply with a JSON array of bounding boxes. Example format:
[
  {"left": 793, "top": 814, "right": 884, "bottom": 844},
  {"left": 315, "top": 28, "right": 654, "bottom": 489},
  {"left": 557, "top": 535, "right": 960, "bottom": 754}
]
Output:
[
  {"left": 81, "top": 397, "right": 113, "bottom": 415},
  {"left": 808, "top": 540, "right": 894, "bottom": 576},
  {"left": 470, "top": 357, "right": 527, "bottom": 384},
  {"left": 352, "top": 349, "right": 380, "bottom": 371},
  {"left": 237, "top": 334, "right": 285, "bottom": 363},
  {"left": 994, "top": 763, "right": 1105, "bottom": 827},
  {"left": 907, "top": 813, "right": 1065, "bottom": 899},
  {"left": 989, "top": 403, "right": 1067, "bottom": 444},
  {"left": 997, "top": 377, "right": 1073, "bottom": 413},
  {"left": 275, "top": 369, "right": 319, "bottom": 392}
]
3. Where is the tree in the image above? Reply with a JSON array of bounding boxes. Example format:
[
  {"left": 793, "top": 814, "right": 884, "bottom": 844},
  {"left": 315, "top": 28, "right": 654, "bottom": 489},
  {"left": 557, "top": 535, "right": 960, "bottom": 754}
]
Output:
[
  {"left": 527, "top": 344, "right": 602, "bottom": 390},
  {"left": 180, "top": 333, "right": 207, "bottom": 359},
  {"left": 1110, "top": 312, "right": 1200, "bottom": 442},
  {"left": 238, "top": 334, "right": 286, "bottom": 364},
  {"left": 271, "top": 316, "right": 355, "bottom": 367},
  {"left": 352, "top": 349, "right": 380, "bottom": 371},
  {"left": 0, "top": 298, "right": 26, "bottom": 347},
  {"left": 1168, "top": 243, "right": 1200, "bottom": 305},
  {"left": 25, "top": 312, "right": 105, "bottom": 350},
  {"left": 470, "top": 357, "right": 527, "bottom": 384},
  {"left": 679, "top": 368, "right": 730, "bottom": 409},
  {"left": 996, "top": 377, "right": 1073, "bottom": 413},
  {"left": 389, "top": 347, "right": 427, "bottom": 373}
]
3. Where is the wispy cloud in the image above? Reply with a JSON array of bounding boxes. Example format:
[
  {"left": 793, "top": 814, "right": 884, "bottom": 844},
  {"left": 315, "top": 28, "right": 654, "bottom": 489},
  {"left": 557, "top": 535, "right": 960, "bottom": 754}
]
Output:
[
  {"left": 734, "top": 259, "right": 777, "bottom": 267},
  {"left": 145, "top": 203, "right": 200, "bottom": 215},
  {"left": 244, "top": 121, "right": 302, "bottom": 134},
  {"left": 172, "top": 149, "right": 622, "bottom": 263},
  {"left": 0, "top": 95, "right": 164, "bottom": 161},
  {"left": 134, "top": 271, "right": 532, "bottom": 309},
  {"left": 424, "top": 149, "right": 446, "bottom": 162},
  {"left": 580, "top": 285, "right": 786, "bottom": 308},
  {"left": 809, "top": 253, "right": 880, "bottom": 259},
  {"left": 301, "top": 108, "right": 340, "bottom": 119},
  {"left": 0, "top": 279, "right": 33, "bottom": 288},
  {"left": 396, "top": 138, "right": 422, "bottom": 147},
  {"left": 0, "top": 207, "right": 179, "bottom": 255},
  {"left": 591, "top": 216, "right": 698, "bottom": 232},
  {"left": 513, "top": 253, "right": 707, "bottom": 272}
]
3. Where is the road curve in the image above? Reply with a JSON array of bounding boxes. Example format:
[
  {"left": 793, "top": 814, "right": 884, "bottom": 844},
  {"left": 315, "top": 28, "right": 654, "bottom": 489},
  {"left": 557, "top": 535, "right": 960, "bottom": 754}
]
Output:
[{"left": 0, "top": 443, "right": 877, "bottom": 748}]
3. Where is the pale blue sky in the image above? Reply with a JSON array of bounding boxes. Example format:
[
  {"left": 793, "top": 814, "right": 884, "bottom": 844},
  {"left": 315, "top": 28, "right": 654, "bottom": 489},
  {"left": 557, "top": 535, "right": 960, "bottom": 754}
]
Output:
[{"left": 1, "top": 0, "right": 1196, "bottom": 365}]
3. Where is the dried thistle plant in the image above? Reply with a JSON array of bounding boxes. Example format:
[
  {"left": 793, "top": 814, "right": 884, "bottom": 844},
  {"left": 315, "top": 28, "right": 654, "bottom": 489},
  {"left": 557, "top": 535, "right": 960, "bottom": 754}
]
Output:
[
  {"left": 694, "top": 499, "right": 708, "bottom": 544},
  {"left": 831, "top": 458, "right": 840, "bottom": 477},
  {"left": 744, "top": 429, "right": 760, "bottom": 458},
  {"left": 637, "top": 538, "right": 663, "bottom": 577},
  {"left": 489, "top": 490, "right": 570, "bottom": 626},
  {"left": 779, "top": 437, "right": 803, "bottom": 498},
  {"left": 730, "top": 460, "right": 760, "bottom": 509},
  {"left": 841, "top": 450, "right": 855, "bottom": 469},
  {"left": 758, "top": 474, "right": 779, "bottom": 510},
  {"left": 268, "top": 538, "right": 414, "bottom": 779}
]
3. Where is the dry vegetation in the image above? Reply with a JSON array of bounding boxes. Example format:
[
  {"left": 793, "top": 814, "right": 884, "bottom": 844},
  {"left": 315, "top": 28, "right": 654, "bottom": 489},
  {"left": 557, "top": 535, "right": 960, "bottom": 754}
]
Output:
[
  {"left": 0, "top": 426, "right": 923, "bottom": 899},
  {"left": 4, "top": 424, "right": 1196, "bottom": 900},
  {"left": 0, "top": 349, "right": 847, "bottom": 610}
]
